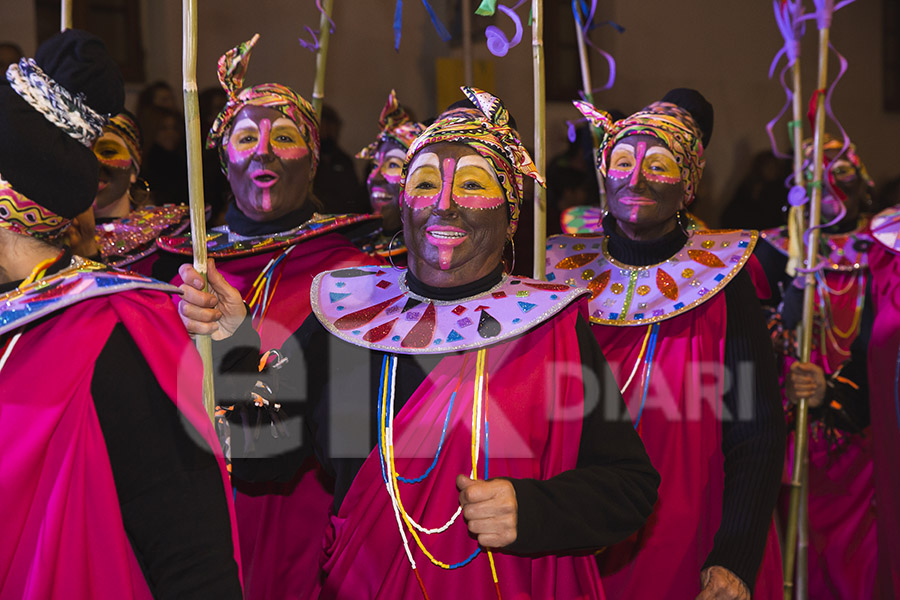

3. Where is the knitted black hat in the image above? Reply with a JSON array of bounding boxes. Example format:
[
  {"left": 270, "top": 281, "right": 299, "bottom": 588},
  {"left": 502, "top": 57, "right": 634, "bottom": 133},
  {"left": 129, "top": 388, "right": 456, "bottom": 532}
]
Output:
[
  {"left": 0, "top": 29, "right": 124, "bottom": 219},
  {"left": 660, "top": 88, "right": 713, "bottom": 149}
]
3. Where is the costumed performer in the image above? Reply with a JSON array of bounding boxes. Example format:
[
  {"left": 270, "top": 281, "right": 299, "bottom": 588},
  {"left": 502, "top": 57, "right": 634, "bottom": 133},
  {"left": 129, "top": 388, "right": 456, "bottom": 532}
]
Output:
[
  {"left": 549, "top": 88, "right": 785, "bottom": 600},
  {"left": 757, "top": 135, "right": 878, "bottom": 599},
  {"left": 157, "top": 34, "right": 380, "bottom": 600},
  {"left": 0, "top": 30, "right": 241, "bottom": 599},
  {"left": 178, "top": 87, "right": 661, "bottom": 599},
  {"left": 353, "top": 89, "right": 425, "bottom": 261}
]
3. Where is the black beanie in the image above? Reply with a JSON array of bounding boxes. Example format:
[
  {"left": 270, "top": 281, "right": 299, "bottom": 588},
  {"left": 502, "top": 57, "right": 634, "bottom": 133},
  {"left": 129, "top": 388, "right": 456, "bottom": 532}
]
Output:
[
  {"left": 0, "top": 29, "right": 124, "bottom": 219},
  {"left": 660, "top": 88, "right": 713, "bottom": 149}
]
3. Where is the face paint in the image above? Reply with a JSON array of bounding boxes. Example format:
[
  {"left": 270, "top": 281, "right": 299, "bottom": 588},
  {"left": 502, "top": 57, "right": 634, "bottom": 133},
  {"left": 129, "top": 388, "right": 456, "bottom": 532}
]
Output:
[
  {"left": 92, "top": 131, "right": 136, "bottom": 215},
  {"left": 93, "top": 132, "right": 133, "bottom": 170},
  {"left": 450, "top": 155, "right": 504, "bottom": 209},
  {"left": 404, "top": 152, "right": 442, "bottom": 209},
  {"left": 226, "top": 105, "right": 313, "bottom": 222}
]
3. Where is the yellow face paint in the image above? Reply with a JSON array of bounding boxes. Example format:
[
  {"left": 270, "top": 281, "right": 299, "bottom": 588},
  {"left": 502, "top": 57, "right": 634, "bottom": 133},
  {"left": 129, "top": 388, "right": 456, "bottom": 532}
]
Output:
[
  {"left": 93, "top": 132, "right": 132, "bottom": 170},
  {"left": 451, "top": 164, "right": 504, "bottom": 209}
]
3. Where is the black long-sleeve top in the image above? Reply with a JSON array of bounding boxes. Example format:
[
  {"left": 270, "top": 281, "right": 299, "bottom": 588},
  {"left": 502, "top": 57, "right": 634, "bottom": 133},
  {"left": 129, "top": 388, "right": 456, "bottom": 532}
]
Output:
[
  {"left": 214, "top": 266, "right": 661, "bottom": 556},
  {"left": 0, "top": 254, "right": 242, "bottom": 600},
  {"left": 602, "top": 216, "right": 787, "bottom": 590},
  {"left": 755, "top": 232, "right": 872, "bottom": 431}
]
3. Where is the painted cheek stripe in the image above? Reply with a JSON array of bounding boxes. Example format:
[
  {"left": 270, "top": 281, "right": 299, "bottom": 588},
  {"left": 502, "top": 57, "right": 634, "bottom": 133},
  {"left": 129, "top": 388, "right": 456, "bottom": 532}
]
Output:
[
  {"left": 98, "top": 157, "right": 132, "bottom": 170},
  {"left": 452, "top": 194, "right": 504, "bottom": 209},
  {"left": 274, "top": 144, "right": 308, "bottom": 160},
  {"left": 643, "top": 172, "right": 680, "bottom": 185}
]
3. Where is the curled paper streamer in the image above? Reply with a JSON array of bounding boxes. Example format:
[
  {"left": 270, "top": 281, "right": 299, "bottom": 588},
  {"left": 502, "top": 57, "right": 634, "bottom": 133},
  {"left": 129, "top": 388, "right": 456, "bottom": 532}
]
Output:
[
  {"left": 572, "top": 0, "right": 623, "bottom": 91},
  {"left": 297, "top": 1, "right": 335, "bottom": 53},
  {"left": 485, "top": 3, "right": 524, "bottom": 57}
]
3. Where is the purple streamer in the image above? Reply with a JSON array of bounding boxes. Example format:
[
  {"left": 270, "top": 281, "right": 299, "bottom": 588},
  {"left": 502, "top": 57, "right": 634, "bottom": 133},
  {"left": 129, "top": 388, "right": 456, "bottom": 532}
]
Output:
[
  {"left": 485, "top": 4, "right": 524, "bottom": 57},
  {"left": 765, "top": 62, "right": 795, "bottom": 160},
  {"left": 298, "top": 1, "right": 336, "bottom": 54},
  {"left": 572, "top": 0, "right": 621, "bottom": 92},
  {"left": 316, "top": 0, "right": 336, "bottom": 33}
]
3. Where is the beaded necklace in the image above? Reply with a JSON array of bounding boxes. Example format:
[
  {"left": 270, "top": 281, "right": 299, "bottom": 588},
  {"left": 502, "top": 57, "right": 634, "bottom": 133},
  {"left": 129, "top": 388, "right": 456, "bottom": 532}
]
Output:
[
  {"left": 378, "top": 349, "right": 502, "bottom": 600},
  {"left": 814, "top": 270, "right": 866, "bottom": 358},
  {"left": 0, "top": 250, "right": 63, "bottom": 376}
]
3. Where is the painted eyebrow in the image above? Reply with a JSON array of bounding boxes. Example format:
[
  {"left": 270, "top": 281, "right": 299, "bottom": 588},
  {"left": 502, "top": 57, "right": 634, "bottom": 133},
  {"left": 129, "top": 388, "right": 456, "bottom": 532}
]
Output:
[
  {"left": 644, "top": 147, "right": 677, "bottom": 160},
  {"left": 231, "top": 118, "right": 259, "bottom": 133},
  {"left": 455, "top": 155, "right": 500, "bottom": 184},
  {"left": 611, "top": 143, "right": 636, "bottom": 153},
  {"left": 407, "top": 152, "right": 440, "bottom": 172},
  {"left": 385, "top": 149, "right": 407, "bottom": 160},
  {"left": 272, "top": 117, "right": 301, "bottom": 132}
]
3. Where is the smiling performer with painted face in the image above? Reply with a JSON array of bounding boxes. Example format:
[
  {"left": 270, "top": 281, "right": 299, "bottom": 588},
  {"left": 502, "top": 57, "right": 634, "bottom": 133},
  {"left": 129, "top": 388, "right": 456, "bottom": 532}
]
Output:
[
  {"left": 178, "top": 87, "right": 660, "bottom": 599},
  {"left": 757, "top": 135, "right": 882, "bottom": 598},
  {"left": 79, "top": 111, "right": 191, "bottom": 274},
  {"left": 159, "top": 35, "right": 379, "bottom": 600},
  {"left": 548, "top": 90, "right": 786, "bottom": 600},
  {"left": 0, "top": 30, "right": 241, "bottom": 599},
  {"left": 355, "top": 89, "right": 425, "bottom": 259}
]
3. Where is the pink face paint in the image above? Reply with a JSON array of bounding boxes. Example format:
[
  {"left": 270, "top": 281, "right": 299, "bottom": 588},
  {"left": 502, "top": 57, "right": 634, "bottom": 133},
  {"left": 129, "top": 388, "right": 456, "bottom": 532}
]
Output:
[
  {"left": 629, "top": 142, "right": 648, "bottom": 187},
  {"left": 254, "top": 119, "right": 272, "bottom": 156},
  {"left": 425, "top": 225, "right": 468, "bottom": 269},
  {"left": 437, "top": 158, "right": 455, "bottom": 210},
  {"left": 451, "top": 194, "right": 504, "bottom": 210},
  {"left": 97, "top": 157, "right": 132, "bottom": 170}
]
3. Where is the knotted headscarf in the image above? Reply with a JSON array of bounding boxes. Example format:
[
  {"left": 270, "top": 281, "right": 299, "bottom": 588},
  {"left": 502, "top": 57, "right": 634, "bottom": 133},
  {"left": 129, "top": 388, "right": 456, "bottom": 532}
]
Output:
[
  {"left": 575, "top": 99, "right": 706, "bottom": 204},
  {"left": 206, "top": 34, "right": 320, "bottom": 176},
  {"left": 357, "top": 89, "right": 424, "bottom": 158},
  {"left": 403, "top": 87, "right": 544, "bottom": 235}
]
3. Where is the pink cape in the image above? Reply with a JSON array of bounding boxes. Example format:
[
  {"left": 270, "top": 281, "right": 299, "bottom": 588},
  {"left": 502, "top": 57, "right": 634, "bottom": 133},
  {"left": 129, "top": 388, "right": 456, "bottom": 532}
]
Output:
[
  {"left": 592, "top": 292, "right": 783, "bottom": 599},
  {"left": 868, "top": 242, "right": 900, "bottom": 598},
  {"left": 0, "top": 289, "right": 240, "bottom": 599},
  {"left": 171, "top": 232, "right": 379, "bottom": 600},
  {"left": 317, "top": 303, "right": 605, "bottom": 599},
  {"left": 779, "top": 267, "right": 877, "bottom": 599}
]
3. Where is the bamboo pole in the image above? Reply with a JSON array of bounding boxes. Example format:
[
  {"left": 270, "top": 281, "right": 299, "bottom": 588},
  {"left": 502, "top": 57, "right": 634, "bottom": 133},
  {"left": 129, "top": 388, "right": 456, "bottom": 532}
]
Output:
[
  {"left": 572, "top": 7, "right": 607, "bottom": 211},
  {"left": 786, "top": 61, "right": 806, "bottom": 277},
  {"left": 783, "top": 24, "right": 830, "bottom": 600},
  {"left": 462, "top": 0, "right": 474, "bottom": 86},
  {"left": 182, "top": 0, "right": 215, "bottom": 419},
  {"left": 311, "top": 0, "right": 335, "bottom": 119},
  {"left": 532, "top": 0, "right": 546, "bottom": 279},
  {"left": 60, "top": 0, "right": 72, "bottom": 30}
]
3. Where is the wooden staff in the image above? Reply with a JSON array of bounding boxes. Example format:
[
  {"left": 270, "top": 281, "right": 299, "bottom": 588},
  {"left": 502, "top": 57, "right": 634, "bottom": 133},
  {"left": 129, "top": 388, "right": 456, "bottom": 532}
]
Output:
[
  {"left": 182, "top": 0, "right": 215, "bottom": 419},
  {"left": 532, "top": 0, "right": 546, "bottom": 279},
  {"left": 783, "top": 20, "right": 831, "bottom": 600},
  {"left": 312, "top": 0, "right": 335, "bottom": 119},
  {"left": 572, "top": 5, "right": 607, "bottom": 210},
  {"left": 60, "top": 0, "right": 72, "bottom": 30}
]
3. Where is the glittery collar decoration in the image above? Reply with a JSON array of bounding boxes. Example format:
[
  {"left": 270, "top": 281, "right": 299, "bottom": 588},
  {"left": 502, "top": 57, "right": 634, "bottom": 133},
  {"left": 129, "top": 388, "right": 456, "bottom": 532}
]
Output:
[
  {"left": 0, "top": 255, "right": 179, "bottom": 336},
  {"left": 0, "top": 173, "right": 70, "bottom": 241},
  {"left": 157, "top": 212, "right": 378, "bottom": 259},
  {"left": 761, "top": 224, "right": 872, "bottom": 271},
  {"left": 311, "top": 266, "right": 587, "bottom": 354},
  {"left": 97, "top": 204, "right": 190, "bottom": 267},
  {"left": 357, "top": 89, "right": 425, "bottom": 159},
  {"left": 6, "top": 58, "right": 107, "bottom": 147},
  {"left": 871, "top": 205, "right": 900, "bottom": 254},
  {"left": 574, "top": 99, "right": 705, "bottom": 205},
  {"left": 206, "top": 34, "right": 320, "bottom": 176},
  {"left": 403, "top": 87, "right": 544, "bottom": 235},
  {"left": 546, "top": 230, "right": 757, "bottom": 326}
]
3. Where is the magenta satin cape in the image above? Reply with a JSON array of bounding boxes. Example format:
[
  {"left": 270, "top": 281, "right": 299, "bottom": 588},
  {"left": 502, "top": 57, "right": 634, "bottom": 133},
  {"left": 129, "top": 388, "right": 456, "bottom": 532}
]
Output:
[
  {"left": 317, "top": 303, "right": 604, "bottom": 599},
  {"left": 778, "top": 267, "right": 877, "bottom": 599},
  {"left": 868, "top": 242, "right": 900, "bottom": 598},
  {"left": 0, "top": 289, "right": 240, "bottom": 599},
  {"left": 591, "top": 292, "right": 783, "bottom": 599},
  {"left": 172, "top": 232, "right": 379, "bottom": 600}
]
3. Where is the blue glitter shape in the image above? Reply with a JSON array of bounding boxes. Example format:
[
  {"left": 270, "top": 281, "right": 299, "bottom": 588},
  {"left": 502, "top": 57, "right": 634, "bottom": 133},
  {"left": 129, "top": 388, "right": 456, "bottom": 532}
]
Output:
[
  {"left": 609, "top": 312, "right": 619, "bottom": 319},
  {"left": 634, "top": 313, "right": 644, "bottom": 319},
  {"left": 434, "top": 339, "right": 442, "bottom": 345},
  {"left": 714, "top": 274, "right": 725, "bottom": 282},
  {"left": 352, "top": 330, "right": 361, "bottom": 335},
  {"left": 95, "top": 276, "right": 130, "bottom": 287},
  {"left": 512, "top": 318, "right": 521, "bottom": 324},
  {"left": 446, "top": 330, "right": 463, "bottom": 342},
  {"left": 337, "top": 306, "right": 345, "bottom": 311},
  {"left": 550, "top": 294, "right": 558, "bottom": 300},
  {"left": 336, "top": 282, "right": 346, "bottom": 288},
  {"left": 673, "top": 302, "right": 685, "bottom": 310},
  {"left": 738, "top": 241, "right": 749, "bottom": 248},
  {"left": 392, "top": 335, "right": 401, "bottom": 341},
  {"left": 546, "top": 273, "right": 556, "bottom": 281},
  {"left": 518, "top": 301, "right": 537, "bottom": 313},
  {"left": 330, "top": 292, "right": 351, "bottom": 303}
]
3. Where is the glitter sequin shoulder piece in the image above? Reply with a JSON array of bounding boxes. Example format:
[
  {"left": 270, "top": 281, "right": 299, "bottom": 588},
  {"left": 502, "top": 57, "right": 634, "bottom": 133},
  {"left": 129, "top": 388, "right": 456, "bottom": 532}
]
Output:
[
  {"left": 311, "top": 266, "right": 589, "bottom": 354},
  {"left": 871, "top": 206, "right": 900, "bottom": 255},
  {"left": 0, "top": 256, "right": 180, "bottom": 335},
  {"left": 97, "top": 204, "right": 191, "bottom": 267},
  {"left": 760, "top": 224, "right": 872, "bottom": 272},
  {"left": 546, "top": 229, "right": 757, "bottom": 326},
  {"left": 157, "top": 213, "right": 379, "bottom": 259}
]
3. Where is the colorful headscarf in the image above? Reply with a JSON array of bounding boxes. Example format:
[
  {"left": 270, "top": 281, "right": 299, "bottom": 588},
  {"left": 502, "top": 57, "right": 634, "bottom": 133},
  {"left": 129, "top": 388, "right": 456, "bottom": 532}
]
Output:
[
  {"left": 802, "top": 134, "right": 874, "bottom": 192},
  {"left": 101, "top": 111, "right": 142, "bottom": 172},
  {"left": 575, "top": 100, "right": 706, "bottom": 204},
  {"left": 206, "top": 34, "right": 320, "bottom": 176},
  {"left": 402, "top": 87, "right": 544, "bottom": 235},
  {"left": 357, "top": 90, "right": 425, "bottom": 159},
  {"left": 0, "top": 175, "right": 70, "bottom": 241}
]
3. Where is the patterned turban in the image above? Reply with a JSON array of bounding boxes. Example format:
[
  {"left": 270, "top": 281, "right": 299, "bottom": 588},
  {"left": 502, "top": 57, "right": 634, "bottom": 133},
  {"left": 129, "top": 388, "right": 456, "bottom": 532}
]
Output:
[
  {"left": 357, "top": 89, "right": 425, "bottom": 158},
  {"left": 802, "top": 134, "right": 874, "bottom": 192}
]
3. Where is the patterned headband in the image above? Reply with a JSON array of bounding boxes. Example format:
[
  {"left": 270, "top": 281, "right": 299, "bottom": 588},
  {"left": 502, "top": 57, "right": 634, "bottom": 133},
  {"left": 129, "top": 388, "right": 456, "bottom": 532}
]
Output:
[
  {"left": 103, "top": 112, "right": 142, "bottom": 172},
  {"left": 402, "top": 86, "right": 544, "bottom": 235},
  {"left": 575, "top": 100, "right": 706, "bottom": 204},
  {"left": 0, "top": 174, "right": 70, "bottom": 241},
  {"left": 206, "top": 34, "right": 320, "bottom": 176},
  {"left": 802, "top": 134, "right": 874, "bottom": 191},
  {"left": 357, "top": 89, "right": 425, "bottom": 159},
  {"left": 6, "top": 58, "right": 107, "bottom": 147}
]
